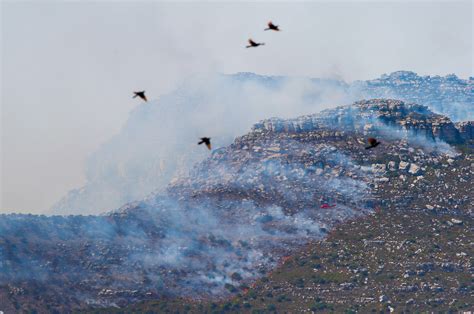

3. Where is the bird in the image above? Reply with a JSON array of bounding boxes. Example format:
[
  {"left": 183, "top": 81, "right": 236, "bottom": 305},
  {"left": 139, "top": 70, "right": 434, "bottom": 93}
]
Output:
[
  {"left": 133, "top": 91, "right": 147, "bottom": 102},
  {"left": 198, "top": 137, "right": 212, "bottom": 150},
  {"left": 365, "top": 137, "right": 381, "bottom": 149},
  {"left": 246, "top": 39, "right": 265, "bottom": 48},
  {"left": 264, "top": 21, "right": 280, "bottom": 31}
]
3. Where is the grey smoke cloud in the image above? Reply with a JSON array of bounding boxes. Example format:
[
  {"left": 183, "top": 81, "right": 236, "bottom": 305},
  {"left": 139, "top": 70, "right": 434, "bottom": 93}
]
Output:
[
  {"left": 1, "top": 1, "right": 472, "bottom": 213},
  {"left": 0, "top": 140, "right": 372, "bottom": 304},
  {"left": 50, "top": 73, "right": 358, "bottom": 215}
]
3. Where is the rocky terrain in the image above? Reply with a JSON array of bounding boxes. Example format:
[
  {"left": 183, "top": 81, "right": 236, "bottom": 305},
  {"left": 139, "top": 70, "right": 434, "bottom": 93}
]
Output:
[
  {"left": 353, "top": 71, "right": 473, "bottom": 122},
  {"left": 51, "top": 71, "right": 473, "bottom": 216},
  {"left": 0, "top": 99, "right": 472, "bottom": 312},
  {"left": 113, "top": 208, "right": 472, "bottom": 313}
]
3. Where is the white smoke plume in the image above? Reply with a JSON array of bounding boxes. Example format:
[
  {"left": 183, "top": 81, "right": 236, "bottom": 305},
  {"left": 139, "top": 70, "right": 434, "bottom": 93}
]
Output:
[{"left": 51, "top": 73, "right": 353, "bottom": 215}]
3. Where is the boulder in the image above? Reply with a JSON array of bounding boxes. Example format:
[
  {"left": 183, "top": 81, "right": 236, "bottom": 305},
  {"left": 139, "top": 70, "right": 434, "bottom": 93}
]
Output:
[
  {"left": 399, "top": 161, "right": 410, "bottom": 171},
  {"left": 408, "top": 163, "right": 421, "bottom": 175},
  {"left": 387, "top": 161, "right": 397, "bottom": 171},
  {"left": 372, "top": 164, "right": 386, "bottom": 173}
]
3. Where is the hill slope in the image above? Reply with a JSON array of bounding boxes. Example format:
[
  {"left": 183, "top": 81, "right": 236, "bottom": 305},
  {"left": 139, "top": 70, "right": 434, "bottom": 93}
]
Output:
[
  {"left": 51, "top": 71, "right": 473, "bottom": 215},
  {"left": 1, "top": 99, "right": 472, "bottom": 312}
]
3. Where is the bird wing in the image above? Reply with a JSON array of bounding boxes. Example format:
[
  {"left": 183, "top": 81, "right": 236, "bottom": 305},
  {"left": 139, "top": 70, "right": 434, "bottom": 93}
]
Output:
[
  {"left": 248, "top": 39, "right": 256, "bottom": 45},
  {"left": 268, "top": 21, "right": 273, "bottom": 27}
]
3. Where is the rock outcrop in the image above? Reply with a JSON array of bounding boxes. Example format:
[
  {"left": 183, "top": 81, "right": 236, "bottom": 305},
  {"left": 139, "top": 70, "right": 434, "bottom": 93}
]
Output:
[
  {"left": 455, "top": 121, "right": 474, "bottom": 142},
  {"left": 353, "top": 71, "right": 473, "bottom": 121},
  {"left": 254, "top": 99, "right": 466, "bottom": 145}
]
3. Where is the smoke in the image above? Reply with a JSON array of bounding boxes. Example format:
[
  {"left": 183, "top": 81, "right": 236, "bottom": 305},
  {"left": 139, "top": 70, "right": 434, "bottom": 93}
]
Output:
[
  {"left": 361, "top": 114, "right": 460, "bottom": 158},
  {"left": 371, "top": 123, "right": 460, "bottom": 157},
  {"left": 51, "top": 72, "right": 470, "bottom": 215},
  {"left": 1, "top": 95, "right": 462, "bottom": 308},
  {"left": 51, "top": 73, "right": 354, "bottom": 215},
  {"left": 0, "top": 138, "right": 371, "bottom": 306}
]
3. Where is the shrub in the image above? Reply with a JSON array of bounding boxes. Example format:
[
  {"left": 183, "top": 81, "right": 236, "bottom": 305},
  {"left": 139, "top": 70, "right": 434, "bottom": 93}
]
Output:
[
  {"left": 231, "top": 272, "right": 243, "bottom": 281},
  {"left": 224, "top": 283, "right": 237, "bottom": 293},
  {"left": 310, "top": 301, "right": 328, "bottom": 311},
  {"left": 267, "top": 304, "right": 277, "bottom": 311}
]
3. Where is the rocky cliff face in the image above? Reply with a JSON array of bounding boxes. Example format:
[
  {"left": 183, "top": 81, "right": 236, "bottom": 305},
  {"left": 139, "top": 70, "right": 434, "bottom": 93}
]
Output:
[
  {"left": 0, "top": 100, "right": 471, "bottom": 312},
  {"left": 254, "top": 99, "right": 466, "bottom": 145},
  {"left": 455, "top": 121, "right": 474, "bottom": 143}
]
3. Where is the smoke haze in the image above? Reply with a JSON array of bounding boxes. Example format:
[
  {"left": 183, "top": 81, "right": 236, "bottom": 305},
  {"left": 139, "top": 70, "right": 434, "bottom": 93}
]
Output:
[{"left": 1, "top": 1, "right": 473, "bottom": 213}]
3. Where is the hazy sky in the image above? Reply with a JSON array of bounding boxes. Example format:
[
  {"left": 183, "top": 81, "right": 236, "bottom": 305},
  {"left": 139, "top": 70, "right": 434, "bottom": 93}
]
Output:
[{"left": 1, "top": 1, "right": 473, "bottom": 213}]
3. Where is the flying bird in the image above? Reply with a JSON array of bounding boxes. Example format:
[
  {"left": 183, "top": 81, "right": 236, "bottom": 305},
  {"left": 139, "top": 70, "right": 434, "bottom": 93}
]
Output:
[
  {"left": 365, "top": 137, "right": 381, "bottom": 150},
  {"left": 264, "top": 21, "right": 280, "bottom": 31},
  {"left": 133, "top": 91, "right": 147, "bottom": 102},
  {"left": 198, "top": 137, "right": 212, "bottom": 150},
  {"left": 246, "top": 39, "right": 265, "bottom": 48}
]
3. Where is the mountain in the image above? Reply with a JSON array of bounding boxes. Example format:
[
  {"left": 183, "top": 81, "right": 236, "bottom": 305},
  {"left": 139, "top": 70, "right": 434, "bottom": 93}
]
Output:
[
  {"left": 50, "top": 71, "right": 473, "bottom": 216},
  {"left": 1, "top": 99, "right": 472, "bottom": 312},
  {"left": 353, "top": 71, "right": 473, "bottom": 122}
]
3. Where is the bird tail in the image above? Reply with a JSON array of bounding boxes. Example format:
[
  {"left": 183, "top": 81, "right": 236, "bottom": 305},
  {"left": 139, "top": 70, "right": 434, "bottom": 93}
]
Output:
[
  {"left": 132, "top": 94, "right": 137, "bottom": 98},
  {"left": 365, "top": 146, "right": 373, "bottom": 150},
  {"left": 246, "top": 45, "right": 252, "bottom": 48},
  {"left": 264, "top": 28, "right": 270, "bottom": 31}
]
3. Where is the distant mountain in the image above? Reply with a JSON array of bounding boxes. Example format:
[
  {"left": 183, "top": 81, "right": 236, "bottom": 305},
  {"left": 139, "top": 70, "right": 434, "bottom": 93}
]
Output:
[
  {"left": 1, "top": 100, "right": 471, "bottom": 311},
  {"left": 50, "top": 71, "right": 473, "bottom": 215},
  {"left": 352, "top": 71, "right": 473, "bottom": 122}
]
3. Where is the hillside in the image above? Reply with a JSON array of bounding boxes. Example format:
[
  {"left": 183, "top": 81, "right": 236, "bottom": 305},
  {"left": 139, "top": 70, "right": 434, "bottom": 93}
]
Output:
[
  {"left": 50, "top": 71, "right": 473, "bottom": 215},
  {"left": 0, "top": 99, "right": 472, "bottom": 312}
]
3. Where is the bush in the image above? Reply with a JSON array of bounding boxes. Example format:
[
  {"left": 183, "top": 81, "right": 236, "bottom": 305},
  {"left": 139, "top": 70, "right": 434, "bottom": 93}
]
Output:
[
  {"left": 312, "top": 275, "right": 327, "bottom": 284},
  {"left": 267, "top": 304, "right": 277, "bottom": 311},
  {"left": 231, "top": 272, "right": 243, "bottom": 281},
  {"left": 248, "top": 290, "right": 257, "bottom": 299},
  {"left": 222, "top": 302, "right": 232, "bottom": 311},
  {"left": 312, "top": 263, "right": 322, "bottom": 269},
  {"left": 224, "top": 283, "right": 238, "bottom": 293},
  {"left": 310, "top": 301, "right": 328, "bottom": 311},
  {"left": 294, "top": 278, "right": 305, "bottom": 288}
]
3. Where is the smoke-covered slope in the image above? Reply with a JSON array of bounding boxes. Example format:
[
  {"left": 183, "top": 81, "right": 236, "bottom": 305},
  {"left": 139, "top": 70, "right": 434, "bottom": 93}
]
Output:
[
  {"left": 1, "top": 99, "right": 470, "bottom": 312},
  {"left": 50, "top": 72, "right": 473, "bottom": 215}
]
